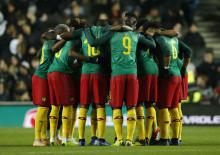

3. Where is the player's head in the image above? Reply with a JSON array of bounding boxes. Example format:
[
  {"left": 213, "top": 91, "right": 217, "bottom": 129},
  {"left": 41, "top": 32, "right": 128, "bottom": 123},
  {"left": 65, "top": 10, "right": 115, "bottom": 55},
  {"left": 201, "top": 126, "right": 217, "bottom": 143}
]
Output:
[
  {"left": 143, "top": 21, "right": 161, "bottom": 35},
  {"left": 69, "top": 17, "right": 82, "bottom": 29},
  {"left": 96, "top": 13, "right": 109, "bottom": 26},
  {"left": 54, "top": 24, "right": 70, "bottom": 35},
  {"left": 123, "top": 12, "right": 137, "bottom": 29},
  {"left": 136, "top": 19, "right": 148, "bottom": 32}
]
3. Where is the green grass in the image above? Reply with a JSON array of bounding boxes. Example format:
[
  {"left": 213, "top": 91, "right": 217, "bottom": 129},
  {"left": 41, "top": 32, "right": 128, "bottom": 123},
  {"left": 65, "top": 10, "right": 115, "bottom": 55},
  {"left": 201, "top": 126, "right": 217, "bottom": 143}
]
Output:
[{"left": 0, "top": 126, "right": 220, "bottom": 155}]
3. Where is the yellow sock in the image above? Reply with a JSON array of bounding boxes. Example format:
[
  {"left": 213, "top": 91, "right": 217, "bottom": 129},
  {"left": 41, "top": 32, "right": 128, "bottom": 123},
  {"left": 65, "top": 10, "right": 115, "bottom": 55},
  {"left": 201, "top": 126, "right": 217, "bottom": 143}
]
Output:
[
  {"left": 158, "top": 108, "right": 170, "bottom": 139},
  {"left": 178, "top": 104, "right": 183, "bottom": 140},
  {"left": 126, "top": 108, "right": 136, "bottom": 141},
  {"left": 78, "top": 107, "right": 88, "bottom": 139},
  {"left": 97, "top": 108, "right": 106, "bottom": 139},
  {"left": 71, "top": 107, "right": 77, "bottom": 138},
  {"left": 49, "top": 105, "right": 60, "bottom": 141},
  {"left": 145, "top": 107, "right": 156, "bottom": 139},
  {"left": 62, "top": 106, "right": 72, "bottom": 142},
  {"left": 113, "top": 109, "right": 123, "bottom": 140},
  {"left": 136, "top": 106, "right": 145, "bottom": 140},
  {"left": 90, "top": 107, "right": 97, "bottom": 137},
  {"left": 169, "top": 108, "right": 180, "bottom": 139},
  {"left": 152, "top": 108, "right": 158, "bottom": 132},
  {"left": 40, "top": 107, "right": 49, "bottom": 140},
  {"left": 35, "top": 106, "right": 48, "bottom": 140},
  {"left": 67, "top": 107, "right": 73, "bottom": 139}
]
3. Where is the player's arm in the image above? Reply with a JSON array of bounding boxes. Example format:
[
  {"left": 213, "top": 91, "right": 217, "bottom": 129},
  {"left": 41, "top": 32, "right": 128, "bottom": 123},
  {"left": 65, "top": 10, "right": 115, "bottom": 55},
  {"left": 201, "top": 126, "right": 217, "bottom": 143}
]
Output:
[
  {"left": 138, "top": 34, "right": 156, "bottom": 49},
  {"left": 178, "top": 40, "right": 192, "bottom": 76},
  {"left": 50, "top": 40, "right": 66, "bottom": 53},
  {"left": 44, "top": 29, "right": 83, "bottom": 40},
  {"left": 157, "top": 29, "right": 180, "bottom": 37},
  {"left": 68, "top": 48, "right": 103, "bottom": 64},
  {"left": 85, "top": 27, "right": 113, "bottom": 46}
]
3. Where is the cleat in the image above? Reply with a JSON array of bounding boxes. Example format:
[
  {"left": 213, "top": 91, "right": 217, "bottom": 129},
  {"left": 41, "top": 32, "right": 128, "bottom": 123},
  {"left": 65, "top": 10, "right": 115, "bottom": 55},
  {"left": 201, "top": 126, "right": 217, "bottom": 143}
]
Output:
[
  {"left": 67, "top": 138, "right": 78, "bottom": 145},
  {"left": 89, "top": 136, "right": 97, "bottom": 146},
  {"left": 149, "top": 138, "right": 159, "bottom": 145},
  {"left": 125, "top": 140, "right": 133, "bottom": 146},
  {"left": 113, "top": 137, "right": 117, "bottom": 143},
  {"left": 33, "top": 139, "right": 47, "bottom": 147},
  {"left": 134, "top": 139, "right": 148, "bottom": 146},
  {"left": 170, "top": 138, "right": 180, "bottom": 146},
  {"left": 113, "top": 139, "right": 124, "bottom": 146},
  {"left": 41, "top": 138, "right": 50, "bottom": 146},
  {"left": 152, "top": 128, "right": 160, "bottom": 140},
  {"left": 158, "top": 139, "right": 170, "bottom": 146},
  {"left": 96, "top": 139, "right": 111, "bottom": 146},
  {"left": 179, "top": 140, "right": 182, "bottom": 145},
  {"left": 78, "top": 139, "right": 86, "bottom": 146}
]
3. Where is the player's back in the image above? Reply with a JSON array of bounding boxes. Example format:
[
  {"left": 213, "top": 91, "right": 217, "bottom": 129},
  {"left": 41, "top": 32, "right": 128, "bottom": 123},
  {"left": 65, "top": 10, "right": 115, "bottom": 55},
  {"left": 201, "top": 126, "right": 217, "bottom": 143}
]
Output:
[
  {"left": 80, "top": 26, "right": 106, "bottom": 74},
  {"left": 155, "top": 35, "right": 181, "bottom": 76},
  {"left": 110, "top": 31, "right": 139, "bottom": 76},
  {"left": 48, "top": 40, "right": 75, "bottom": 74}
]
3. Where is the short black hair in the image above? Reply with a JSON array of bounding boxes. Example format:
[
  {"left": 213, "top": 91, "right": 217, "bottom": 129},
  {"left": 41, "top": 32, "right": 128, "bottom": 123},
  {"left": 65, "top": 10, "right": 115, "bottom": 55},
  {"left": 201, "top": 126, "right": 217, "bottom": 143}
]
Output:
[
  {"left": 136, "top": 18, "right": 148, "bottom": 29},
  {"left": 143, "top": 21, "right": 160, "bottom": 31},
  {"left": 124, "top": 12, "right": 137, "bottom": 19}
]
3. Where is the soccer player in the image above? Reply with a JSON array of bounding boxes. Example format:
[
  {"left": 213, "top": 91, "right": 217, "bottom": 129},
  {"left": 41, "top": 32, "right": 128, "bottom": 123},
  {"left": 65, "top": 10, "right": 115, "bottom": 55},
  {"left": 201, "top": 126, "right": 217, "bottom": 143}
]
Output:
[
  {"left": 152, "top": 24, "right": 192, "bottom": 145},
  {"left": 47, "top": 24, "right": 81, "bottom": 146},
  {"left": 135, "top": 21, "right": 159, "bottom": 146},
  {"left": 32, "top": 32, "right": 55, "bottom": 147},
  {"left": 85, "top": 13, "right": 156, "bottom": 146},
  {"left": 45, "top": 19, "right": 111, "bottom": 146}
]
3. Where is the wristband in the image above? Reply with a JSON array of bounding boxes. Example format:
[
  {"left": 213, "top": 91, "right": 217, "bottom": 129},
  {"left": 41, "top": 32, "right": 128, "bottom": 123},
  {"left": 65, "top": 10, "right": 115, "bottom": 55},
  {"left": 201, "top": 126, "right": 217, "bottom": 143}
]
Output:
[
  {"left": 164, "top": 66, "right": 169, "bottom": 69},
  {"left": 56, "top": 35, "right": 62, "bottom": 40}
]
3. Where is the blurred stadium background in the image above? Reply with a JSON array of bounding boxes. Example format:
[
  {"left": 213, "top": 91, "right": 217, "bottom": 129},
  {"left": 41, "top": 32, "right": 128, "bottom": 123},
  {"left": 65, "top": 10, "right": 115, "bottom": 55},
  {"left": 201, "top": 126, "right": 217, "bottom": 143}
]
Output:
[{"left": 0, "top": 0, "right": 220, "bottom": 128}]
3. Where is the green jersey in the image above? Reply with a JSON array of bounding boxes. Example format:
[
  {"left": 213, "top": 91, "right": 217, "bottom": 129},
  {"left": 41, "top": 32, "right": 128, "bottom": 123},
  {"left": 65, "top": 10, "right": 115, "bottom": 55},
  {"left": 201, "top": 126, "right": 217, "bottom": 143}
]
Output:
[
  {"left": 155, "top": 35, "right": 181, "bottom": 76},
  {"left": 81, "top": 26, "right": 107, "bottom": 74},
  {"left": 137, "top": 48, "right": 158, "bottom": 76},
  {"left": 85, "top": 29, "right": 156, "bottom": 76},
  {"left": 34, "top": 40, "right": 55, "bottom": 79},
  {"left": 48, "top": 40, "right": 76, "bottom": 74}
]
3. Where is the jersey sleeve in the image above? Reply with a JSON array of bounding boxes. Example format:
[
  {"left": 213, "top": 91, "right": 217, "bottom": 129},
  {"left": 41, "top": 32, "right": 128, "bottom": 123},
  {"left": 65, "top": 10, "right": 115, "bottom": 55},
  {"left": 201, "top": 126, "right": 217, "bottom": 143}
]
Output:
[
  {"left": 138, "top": 34, "right": 156, "bottom": 49},
  {"left": 178, "top": 40, "right": 192, "bottom": 58},
  {"left": 155, "top": 37, "right": 170, "bottom": 57},
  {"left": 84, "top": 27, "right": 112, "bottom": 46}
]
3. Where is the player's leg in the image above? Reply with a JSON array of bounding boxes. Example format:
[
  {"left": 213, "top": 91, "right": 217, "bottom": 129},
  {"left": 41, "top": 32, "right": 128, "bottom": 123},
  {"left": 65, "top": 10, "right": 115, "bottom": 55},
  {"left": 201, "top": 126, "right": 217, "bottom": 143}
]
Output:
[
  {"left": 125, "top": 75, "right": 139, "bottom": 146},
  {"left": 135, "top": 76, "right": 146, "bottom": 145},
  {"left": 147, "top": 75, "right": 159, "bottom": 145},
  {"left": 157, "top": 78, "right": 173, "bottom": 145},
  {"left": 89, "top": 105, "right": 97, "bottom": 145},
  {"left": 40, "top": 108, "right": 49, "bottom": 144},
  {"left": 110, "top": 75, "right": 125, "bottom": 146},
  {"left": 67, "top": 105, "right": 78, "bottom": 144},
  {"left": 49, "top": 105, "right": 60, "bottom": 145},
  {"left": 136, "top": 105, "right": 145, "bottom": 145},
  {"left": 169, "top": 77, "right": 182, "bottom": 145},
  {"left": 178, "top": 103, "right": 183, "bottom": 142},
  {"left": 68, "top": 77, "right": 80, "bottom": 144},
  {"left": 78, "top": 74, "right": 91, "bottom": 146},
  {"left": 93, "top": 74, "right": 110, "bottom": 146},
  {"left": 32, "top": 75, "right": 50, "bottom": 146}
]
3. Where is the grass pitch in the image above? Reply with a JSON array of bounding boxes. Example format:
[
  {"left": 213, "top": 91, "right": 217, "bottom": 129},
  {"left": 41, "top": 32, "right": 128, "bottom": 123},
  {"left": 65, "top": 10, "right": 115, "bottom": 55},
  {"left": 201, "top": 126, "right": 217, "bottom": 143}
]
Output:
[{"left": 0, "top": 126, "right": 220, "bottom": 155}]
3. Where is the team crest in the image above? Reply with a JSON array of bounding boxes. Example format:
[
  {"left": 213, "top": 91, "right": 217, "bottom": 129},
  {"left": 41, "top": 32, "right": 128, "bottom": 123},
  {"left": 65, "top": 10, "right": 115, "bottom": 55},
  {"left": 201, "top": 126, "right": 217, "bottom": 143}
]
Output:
[{"left": 42, "top": 97, "right": 46, "bottom": 102}]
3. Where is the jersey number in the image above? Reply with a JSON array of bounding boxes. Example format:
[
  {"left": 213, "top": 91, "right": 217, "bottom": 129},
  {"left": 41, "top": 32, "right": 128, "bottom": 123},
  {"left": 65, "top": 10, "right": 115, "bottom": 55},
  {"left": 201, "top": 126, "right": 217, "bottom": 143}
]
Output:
[
  {"left": 122, "top": 36, "right": 131, "bottom": 55},
  {"left": 55, "top": 49, "right": 62, "bottom": 58},
  {"left": 40, "top": 46, "right": 45, "bottom": 64},
  {"left": 171, "top": 41, "right": 178, "bottom": 59},
  {"left": 84, "top": 39, "right": 100, "bottom": 56}
]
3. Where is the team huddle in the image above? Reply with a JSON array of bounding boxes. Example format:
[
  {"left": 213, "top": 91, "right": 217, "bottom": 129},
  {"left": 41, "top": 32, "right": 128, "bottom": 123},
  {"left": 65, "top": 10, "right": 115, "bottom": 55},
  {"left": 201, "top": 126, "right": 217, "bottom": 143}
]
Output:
[{"left": 32, "top": 12, "right": 192, "bottom": 147}]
